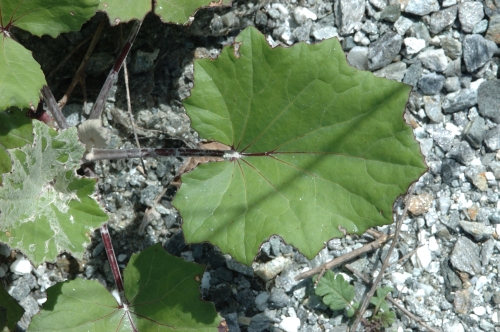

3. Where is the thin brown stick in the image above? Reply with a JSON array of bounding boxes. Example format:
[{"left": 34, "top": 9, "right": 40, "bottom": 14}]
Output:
[
  {"left": 42, "top": 86, "right": 68, "bottom": 129},
  {"left": 344, "top": 264, "right": 441, "bottom": 332},
  {"left": 58, "top": 18, "right": 106, "bottom": 110},
  {"left": 349, "top": 185, "right": 415, "bottom": 332},
  {"left": 294, "top": 232, "right": 393, "bottom": 281},
  {"left": 123, "top": 62, "right": 145, "bottom": 171}
]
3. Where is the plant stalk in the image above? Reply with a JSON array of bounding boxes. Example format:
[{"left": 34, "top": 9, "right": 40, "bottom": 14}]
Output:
[
  {"left": 89, "top": 20, "right": 142, "bottom": 120},
  {"left": 100, "top": 224, "right": 126, "bottom": 305},
  {"left": 88, "top": 148, "right": 236, "bottom": 162}
]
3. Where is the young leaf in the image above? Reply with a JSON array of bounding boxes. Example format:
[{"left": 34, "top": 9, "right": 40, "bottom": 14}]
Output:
[
  {"left": 315, "top": 271, "right": 354, "bottom": 311},
  {"left": 0, "top": 0, "right": 99, "bottom": 110},
  {"left": 370, "top": 286, "right": 393, "bottom": 314},
  {"left": 0, "top": 284, "right": 24, "bottom": 332},
  {"left": 98, "top": 0, "right": 231, "bottom": 26},
  {"left": 29, "top": 243, "right": 225, "bottom": 332},
  {"left": 0, "top": 109, "right": 33, "bottom": 183},
  {"left": 174, "top": 26, "right": 426, "bottom": 265},
  {"left": 0, "top": 121, "right": 108, "bottom": 265}
]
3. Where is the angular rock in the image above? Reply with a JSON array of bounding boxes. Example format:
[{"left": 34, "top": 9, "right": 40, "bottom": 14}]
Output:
[
  {"left": 312, "top": 26, "right": 339, "bottom": 41},
  {"left": 334, "top": 0, "right": 365, "bottom": 35},
  {"left": 463, "top": 34, "right": 498, "bottom": 72},
  {"left": 380, "top": 4, "right": 401, "bottom": 22},
  {"left": 373, "top": 62, "right": 407, "bottom": 81},
  {"left": 459, "top": 220, "right": 494, "bottom": 241},
  {"left": 367, "top": 31, "right": 402, "bottom": 71},
  {"left": 463, "top": 116, "right": 485, "bottom": 148},
  {"left": 477, "top": 80, "right": 500, "bottom": 122},
  {"left": 268, "top": 288, "right": 290, "bottom": 309},
  {"left": 412, "top": 22, "right": 431, "bottom": 42},
  {"left": 418, "top": 48, "right": 448, "bottom": 72},
  {"left": 444, "top": 58, "right": 462, "bottom": 77},
  {"left": 442, "top": 89, "right": 477, "bottom": 114},
  {"left": 254, "top": 256, "right": 290, "bottom": 281},
  {"left": 481, "top": 238, "right": 495, "bottom": 266},
  {"left": 248, "top": 313, "right": 271, "bottom": 332},
  {"left": 369, "top": 0, "right": 387, "bottom": 10},
  {"left": 486, "top": 15, "right": 500, "bottom": 43},
  {"left": 454, "top": 289, "right": 470, "bottom": 314},
  {"left": 429, "top": 5, "right": 458, "bottom": 34},
  {"left": 459, "top": 1, "right": 484, "bottom": 33},
  {"left": 473, "top": 19, "right": 489, "bottom": 34},
  {"left": 408, "top": 193, "right": 434, "bottom": 216},
  {"left": 394, "top": 16, "right": 413, "bottom": 35},
  {"left": 444, "top": 77, "right": 461, "bottom": 92},
  {"left": 424, "top": 95, "right": 443, "bottom": 122},
  {"left": 403, "top": 61, "right": 423, "bottom": 87},
  {"left": 441, "top": 258, "right": 462, "bottom": 292},
  {"left": 404, "top": 37, "right": 426, "bottom": 55},
  {"left": 347, "top": 46, "right": 369, "bottom": 70},
  {"left": 418, "top": 73, "right": 445, "bottom": 95},
  {"left": 440, "top": 36, "right": 462, "bottom": 60},
  {"left": 446, "top": 141, "right": 476, "bottom": 165},
  {"left": 484, "top": 125, "right": 500, "bottom": 150},
  {"left": 404, "top": 0, "right": 440, "bottom": 16},
  {"left": 450, "top": 236, "right": 481, "bottom": 275}
]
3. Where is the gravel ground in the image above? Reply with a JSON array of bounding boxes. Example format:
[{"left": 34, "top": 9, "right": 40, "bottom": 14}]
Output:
[{"left": 3, "top": 0, "right": 500, "bottom": 331}]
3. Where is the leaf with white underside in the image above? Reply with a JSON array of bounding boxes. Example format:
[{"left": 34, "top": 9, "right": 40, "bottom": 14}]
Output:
[
  {"left": 174, "top": 26, "right": 426, "bottom": 265},
  {"left": 0, "top": 121, "right": 108, "bottom": 265}
]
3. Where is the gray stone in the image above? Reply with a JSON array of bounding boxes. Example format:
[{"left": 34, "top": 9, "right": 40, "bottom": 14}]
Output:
[
  {"left": 418, "top": 73, "right": 445, "bottom": 95},
  {"left": 481, "top": 238, "right": 495, "bottom": 266},
  {"left": 373, "top": 62, "right": 407, "bottom": 81},
  {"left": 311, "top": 26, "right": 339, "bottom": 41},
  {"left": 254, "top": 10, "right": 267, "bottom": 27},
  {"left": 459, "top": 2, "right": 484, "bottom": 33},
  {"left": 427, "top": 124, "right": 454, "bottom": 151},
  {"left": 463, "top": 34, "right": 498, "bottom": 73},
  {"left": 334, "top": 0, "right": 365, "bottom": 35},
  {"left": 477, "top": 80, "right": 500, "bottom": 122},
  {"left": 459, "top": 220, "right": 494, "bottom": 241},
  {"left": 490, "top": 212, "right": 500, "bottom": 224},
  {"left": 484, "top": 125, "right": 500, "bottom": 150},
  {"left": 361, "top": 21, "right": 378, "bottom": 35},
  {"left": 139, "top": 185, "right": 162, "bottom": 207},
  {"left": 85, "top": 52, "right": 114, "bottom": 77},
  {"left": 268, "top": 288, "right": 290, "bottom": 308},
  {"left": 248, "top": 313, "right": 271, "bottom": 332},
  {"left": 446, "top": 141, "right": 475, "bottom": 165},
  {"left": 394, "top": 16, "right": 413, "bottom": 36},
  {"left": 367, "top": 31, "right": 402, "bottom": 71},
  {"left": 463, "top": 116, "right": 485, "bottom": 148},
  {"left": 223, "top": 313, "right": 241, "bottom": 332},
  {"left": 473, "top": 19, "right": 489, "bottom": 34},
  {"left": 441, "top": 258, "right": 462, "bottom": 291},
  {"left": 440, "top": 36, "right": 462, "bottom": 60},
  {"left": 347, "top": 46, "right": 369, "bottom": 70},
  {"left": 444, "top": 77, "right": 461, "bottom": 92},
  {"left": 293, "top": 26, "right": 310, "bottom": 42},
  {"left": 8, "top": 280, "right": 32, "bottom": 302},
  {"left": 424, "top": 95, "right": 443, "bottom": 122},
  {"left": 418, "top": 48, "right": 448, "bottom": 72},
  {"left": 411, "top": 22, "right": 431, "bottom": 43},
  {"left": 442, "top": 89, "right": 477, "bottom": 114},
  {"left": 404, "top": 0, "right": 439, "bottom": 16},
  {"left": 450, "top": 236, "right": 481, "bottom": 275},
  {"left": 403, "top": 61, "right": 423, "bottom": 87},
  {"left": 369, "top": 0, "right": 387, "bottom": 10},
  {"left": 486, "top": 15, "right": 500, "bottom": 44},
  {"left": 380, "top": 4, "right": 401, "bottom": 22},
  {"left": 484, "top": 0, "right": 500, "bottom": 17},
  {"left": 429, "top": 5, "right": 458, "bottom": 34},
  {"left": 226, "top": 257, "right": 254, "bottom": 277},
  {"left": 130, "top": 49, "right": 159, "bottom": 74},
  {"left": 62, "top": 104, "right": 86, "bottom": 127},
  {"left": 444, "top": 58, "right": 461, "bottom": 77},
  {"left": 405, "top": 296, "right": 432, "bottom": 318}
]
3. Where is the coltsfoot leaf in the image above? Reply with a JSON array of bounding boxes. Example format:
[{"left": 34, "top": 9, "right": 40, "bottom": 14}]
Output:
[
  {"left": 174, "top": 26, "right": 426, "bottom": 265},
  {"left": 0, "top": 121, "right": 108, "bottom": 265},
  {"left": 29, "top": 243, "right": 225, "bottom": 332}
]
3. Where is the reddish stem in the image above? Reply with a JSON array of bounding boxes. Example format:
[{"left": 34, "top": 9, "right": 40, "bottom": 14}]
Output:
[{"left": 100, "top": 224, "right": 126, "bottom": 305}]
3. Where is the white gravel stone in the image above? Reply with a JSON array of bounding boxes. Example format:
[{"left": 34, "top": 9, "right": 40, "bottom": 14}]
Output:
[
  {"left": 279, "top": 317, "right": 301, "bottom": 332},
  {"left": 293, "top": 7, "right": 317, "bottom": 24},
  {"left": 10, "top": 254, "right": 32, "bottom": 275},
  {"left": 473, "top": 306, "right": 486, "bottom": 316},
  {"left": 418, "top": 48, "right": 448, "bottom": 72},
  {"left": 416, "top": 244, "right": 432, "bottom": 269},
  {"left": 394, "top": 16, "right": 413, "bottom": 36},
  {"left": 404, "top": 37, "right": 426, "bottom": 55},
  {"left": 391, "top": 272, "right": 412, "bottom": 285},
  {"left": 201, "top": 272, "right": 211, "bottom": 290},
  {"left": 428, "top": 236, "right": 439, "bottom": 251}
]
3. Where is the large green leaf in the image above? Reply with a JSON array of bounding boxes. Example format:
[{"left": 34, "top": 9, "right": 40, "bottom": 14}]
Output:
[
  {"left": 0, "top": 284, "right": 24, "bottom": 332},
  {"left": 0, "top": 121, "right": 108, "bottom": 265},
  {"left": 0, "top": 109, "right": 33, "bottom": 184},
  {"left": 0, "top": 38, "right": 46, "bottom": 110},
  {"left": 174, "top": 26, "right": 426, "bottom": 265},
  {"left": 98, "top": 0, "right": 231, "bottom": 25},
  {"left": 29, "top": 243, "right": 224, "bottom": 332},
  {"left": 315, "top": 271, "right": 355, "bottom": 311}
]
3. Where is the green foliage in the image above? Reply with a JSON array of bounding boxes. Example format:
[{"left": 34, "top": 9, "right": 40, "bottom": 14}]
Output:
[
  {"left": 29, "top": 243, "right": 224, "bottom": 332},
  {"left": 0, "top": 121, "right": 108, "bottom": 265},
  {"left": 0, "top": 109, "right": 33, "bottom": 183},
  {"left": 174, "top": 26, "right": 426, "bottom": 265},
  {"left": 98, "top": 0, "right": 232, "bottom": 25},
  {"left": 0, "top": 284, "right": 24, "bottom": 331},
  {"left": 315, "top": 271, "right": 396, "bottom": 328},
  {"left": 0, "top": 0, "right": 100, "bottom": 111}
]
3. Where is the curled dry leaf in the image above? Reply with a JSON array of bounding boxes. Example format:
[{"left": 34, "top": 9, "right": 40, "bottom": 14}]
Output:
[{"left": 77, "top": 119, "right": 110, "bottom": 153}]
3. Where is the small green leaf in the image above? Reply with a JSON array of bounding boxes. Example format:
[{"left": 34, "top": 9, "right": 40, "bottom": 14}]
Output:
[
  {"left": 0, "top": 121, "right": 108, "bottom": 265},
  {"left": 370, "top": 286, "right": 393, "bottom": 314},
  {"left": 0, "top": 38, "right": 46, "bottom": 110},
  {"left": 0, "top": 109, "right": 33, "bottom": 183},
  {"left": 29, "top": 243, "right": 224, "bottom": 332},
  {"left": 0, "top": 284, "right": 24, "bottom": 331},
  {"left": 98, "top": 0, "right": 231, "bottom": 25},
  {"left": 315, "top": 271, "right": 354, "bottom": 311},
  {"left": 174, "top": 26, "right": 426, "bottom": 265},
  {"left": 372, "top": 310, "right": 396, "bottom": 328},
  {"left": 0, "top": 0, "right": 100, "bottom": 38}
]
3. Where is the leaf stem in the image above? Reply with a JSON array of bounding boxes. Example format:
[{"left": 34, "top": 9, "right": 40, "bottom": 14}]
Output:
[
  {"left": 87, "top": 148, "right": 236, "bottom": 162},
  {"left": 42, "top": 86, "right": 68, "bottom": 129},
  {"left": 100, "top": 224, "right": 127, "bottom": 305},
  {"left": 89, "top": 20, "right": 142, "bottom": 120}
]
